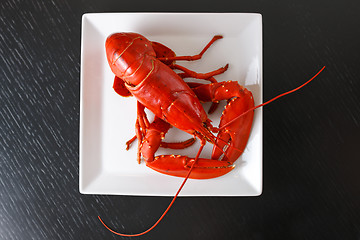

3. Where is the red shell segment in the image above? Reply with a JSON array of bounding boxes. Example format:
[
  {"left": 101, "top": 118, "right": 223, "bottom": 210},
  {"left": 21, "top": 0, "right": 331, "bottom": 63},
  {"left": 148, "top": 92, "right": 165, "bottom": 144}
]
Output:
[{"left": 105, "top": 33, "right": 156, "bottom": 84}]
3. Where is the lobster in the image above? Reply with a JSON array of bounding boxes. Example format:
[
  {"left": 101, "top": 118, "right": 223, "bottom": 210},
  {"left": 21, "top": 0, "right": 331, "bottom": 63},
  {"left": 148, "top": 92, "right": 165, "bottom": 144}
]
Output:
[
  {"left": 106, "top": 32, "right": 255, "bottom": 179},
  {"left": 99, "top": 32, "right": 325, "bottom": 237}
]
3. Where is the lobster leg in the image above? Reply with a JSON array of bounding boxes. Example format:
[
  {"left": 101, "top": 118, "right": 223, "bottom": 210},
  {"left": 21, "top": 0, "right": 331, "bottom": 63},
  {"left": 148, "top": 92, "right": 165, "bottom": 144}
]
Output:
[
  {"left": 173, "top": 64, "right": 231, "bottom": 114},
  {"left": 152, "top": 35, "right": 222, "bottom": 68},
  {"left": 152, "top": 37, "right": 226, "bottom": 83},
  {"left": 136, "top": 102, "right": 149, "bottom": 136},
  {"left": 124, "top": 101, "right": 152, "bottom": 163},
  {"left": 160, "top": 138, "right": 196, "bottom": 150},
  {"left": 133, "top": 102, "right": 149, "bottom": 163},
  {"left": 172, "top": 64, "right": 228, "bottom": 83},
  {"left": 156, "top": 35, "right": 223, "bottom": 62},
  {"left": 126, "top": 101, "right": 147, "bottom": 151}
]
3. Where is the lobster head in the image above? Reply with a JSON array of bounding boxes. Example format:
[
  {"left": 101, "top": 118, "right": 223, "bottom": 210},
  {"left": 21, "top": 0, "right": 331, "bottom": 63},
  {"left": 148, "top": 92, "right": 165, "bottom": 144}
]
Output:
[{"left": 105, "top": 32, "right": 156, "bottom": 78}]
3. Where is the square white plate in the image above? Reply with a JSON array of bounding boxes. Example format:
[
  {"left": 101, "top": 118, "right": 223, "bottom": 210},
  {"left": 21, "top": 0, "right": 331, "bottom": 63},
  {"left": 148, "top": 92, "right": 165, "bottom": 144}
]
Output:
[{"left": 80, "top": 13, "right": 262, "bottom": 196}]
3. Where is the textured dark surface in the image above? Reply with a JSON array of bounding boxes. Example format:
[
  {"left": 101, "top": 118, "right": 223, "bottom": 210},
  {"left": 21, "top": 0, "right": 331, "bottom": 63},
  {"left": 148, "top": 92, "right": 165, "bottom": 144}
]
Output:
[{"left": 1, "top": 0, "right": 360, "bottom": 239}]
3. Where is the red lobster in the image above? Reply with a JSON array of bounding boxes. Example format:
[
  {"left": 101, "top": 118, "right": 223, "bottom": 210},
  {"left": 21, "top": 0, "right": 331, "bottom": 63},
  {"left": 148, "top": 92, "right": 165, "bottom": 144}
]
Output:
[
  {"left": 105, "top": 33, "right": 254, "bottom": 179},
  {"left": 99, "top": 32, "right": 325, "bottom": 237}
]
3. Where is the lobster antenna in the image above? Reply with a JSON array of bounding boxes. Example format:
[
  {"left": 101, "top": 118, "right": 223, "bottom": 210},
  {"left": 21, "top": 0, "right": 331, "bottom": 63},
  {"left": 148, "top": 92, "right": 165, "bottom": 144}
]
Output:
[
  {"left": 98, "top": 142, "right": 206, "bottom": 237},
  {"left": 219, "top": 66, "right": 326, "bottom": 131}
]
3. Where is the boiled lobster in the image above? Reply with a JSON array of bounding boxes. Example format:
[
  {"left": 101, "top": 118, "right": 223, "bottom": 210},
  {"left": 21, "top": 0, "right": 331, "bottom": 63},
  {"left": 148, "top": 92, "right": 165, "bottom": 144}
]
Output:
[
  {"left": 99, "top": 32, "right": 325, "bottom": 237},
  {"left": 106, "top": 32, "right": 255, "bottom": 179}
]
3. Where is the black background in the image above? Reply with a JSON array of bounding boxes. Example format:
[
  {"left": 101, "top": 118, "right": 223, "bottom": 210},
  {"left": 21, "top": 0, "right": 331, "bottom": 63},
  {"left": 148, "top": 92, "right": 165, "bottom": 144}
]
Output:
[{"left": 1, "top": 0, "right": 360, "bottom": 239}]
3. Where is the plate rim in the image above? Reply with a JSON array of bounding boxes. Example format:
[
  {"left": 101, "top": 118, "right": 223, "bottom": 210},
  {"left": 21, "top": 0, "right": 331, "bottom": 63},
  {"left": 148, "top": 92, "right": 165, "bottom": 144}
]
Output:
[{"left": 79, "top": 12, "right": 263, "bottom": 196}]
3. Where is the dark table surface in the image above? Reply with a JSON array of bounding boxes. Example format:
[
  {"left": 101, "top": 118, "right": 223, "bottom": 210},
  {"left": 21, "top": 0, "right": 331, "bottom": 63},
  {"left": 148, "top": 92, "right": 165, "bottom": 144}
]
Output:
[{"left": 1, "top": 0, "right": 360, "bottom": 239}]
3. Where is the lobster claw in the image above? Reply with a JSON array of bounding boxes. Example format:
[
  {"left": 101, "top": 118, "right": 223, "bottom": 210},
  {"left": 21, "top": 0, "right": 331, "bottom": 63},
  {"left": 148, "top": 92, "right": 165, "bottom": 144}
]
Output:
[
  {"left": 146, "top": 155, "right": 235, "bottom": 179},
  {"left": 140, "top": 117, "right": 196, "bottom": 162},
  {"left": 140, "top": 117, "right": 170, "bottom": 162},
  {"left": 191, "top": 81, "right": 255, "bottom": 163},
  {"left": 212, "top": 89, "right": 255, "bottom": 162}
]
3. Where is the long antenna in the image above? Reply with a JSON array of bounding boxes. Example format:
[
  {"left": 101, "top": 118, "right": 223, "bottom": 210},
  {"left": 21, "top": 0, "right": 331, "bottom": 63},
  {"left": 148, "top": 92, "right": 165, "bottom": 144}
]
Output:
[
  {"left": 98, "top": 143, "right": 206, "bottom": 237},
  {"left": 98, "top": 66, "right": 325, "bottom": 237},
  {"left": 219, "top": 66, "right": 326, "bottom": 130}
]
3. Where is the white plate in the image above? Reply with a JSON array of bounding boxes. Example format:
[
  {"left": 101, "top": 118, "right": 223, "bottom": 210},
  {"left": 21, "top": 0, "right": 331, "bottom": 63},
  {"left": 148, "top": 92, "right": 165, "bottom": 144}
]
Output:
[{"left": 80, "top": 13, "right": 262, "bottom": 196}]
